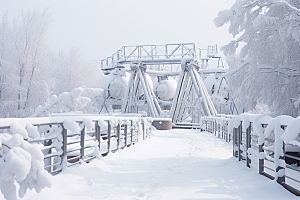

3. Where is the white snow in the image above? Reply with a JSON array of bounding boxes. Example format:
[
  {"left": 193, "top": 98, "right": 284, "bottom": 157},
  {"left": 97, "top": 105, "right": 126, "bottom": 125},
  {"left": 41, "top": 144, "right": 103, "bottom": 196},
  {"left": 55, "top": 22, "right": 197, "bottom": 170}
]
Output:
[{"left": 13, "top": 129, "right": 298, "bottom": 200}]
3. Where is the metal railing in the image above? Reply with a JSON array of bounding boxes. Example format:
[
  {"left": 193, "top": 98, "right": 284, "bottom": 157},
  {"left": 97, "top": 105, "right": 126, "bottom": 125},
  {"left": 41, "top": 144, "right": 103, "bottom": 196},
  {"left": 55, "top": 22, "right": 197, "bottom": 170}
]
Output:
[
  {"left": 0, "top": 115, "right": 152, "bottom": 175},
  {"left": 101, "top": 43, "right": 201, "bottom": 69},
  {"left": 201, "top": 115, "right": 233, "bottom": 142},
  {"left": 201, "top": 115, "right": 300, "bottom": 196}
]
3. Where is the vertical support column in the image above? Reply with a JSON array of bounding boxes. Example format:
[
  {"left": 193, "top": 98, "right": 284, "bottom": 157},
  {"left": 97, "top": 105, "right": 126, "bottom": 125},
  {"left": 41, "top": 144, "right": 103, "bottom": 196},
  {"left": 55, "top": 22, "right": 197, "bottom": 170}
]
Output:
[
  {"left": 246, "top": 123, "right": 251, "bottom": 168},
  {"left": 124, "top": 124, "right": 128, "bottom": 148},
  {"left": 116, "top": 123, "right": 120, "bottom": 150},
  {"left": 80, "top": 125, "right": 85, "bottom": 160},
  {"left": 60, "top": 123, "right": 67, "bottom": 168},
  {"left": 107, "top": 122, "right": 111, "bottom": 153},
  {"left": 238, "top": 122, "right": 242, "bottom": 162}
]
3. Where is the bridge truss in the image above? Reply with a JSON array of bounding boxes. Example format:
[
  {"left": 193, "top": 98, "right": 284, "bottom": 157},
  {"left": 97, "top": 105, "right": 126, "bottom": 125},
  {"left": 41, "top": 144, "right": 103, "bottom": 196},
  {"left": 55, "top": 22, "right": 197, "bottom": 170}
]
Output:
[{"left": 101, "top": 43, "right": 221, "bottom": 125}]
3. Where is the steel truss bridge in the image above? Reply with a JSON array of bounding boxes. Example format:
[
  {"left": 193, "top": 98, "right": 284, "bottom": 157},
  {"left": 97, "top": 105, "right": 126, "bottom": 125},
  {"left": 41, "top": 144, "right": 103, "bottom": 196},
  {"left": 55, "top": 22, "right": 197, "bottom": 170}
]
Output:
[{"left": 100, "top": 43, "right": 225, "bottom": 127}]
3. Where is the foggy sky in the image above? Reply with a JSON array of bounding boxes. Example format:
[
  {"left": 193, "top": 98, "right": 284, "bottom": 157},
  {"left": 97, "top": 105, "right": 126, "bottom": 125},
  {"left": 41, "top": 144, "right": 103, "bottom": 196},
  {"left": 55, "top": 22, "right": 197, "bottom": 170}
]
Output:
[{"left": 0, "top": 0, "right": 235, "bottom": 62}]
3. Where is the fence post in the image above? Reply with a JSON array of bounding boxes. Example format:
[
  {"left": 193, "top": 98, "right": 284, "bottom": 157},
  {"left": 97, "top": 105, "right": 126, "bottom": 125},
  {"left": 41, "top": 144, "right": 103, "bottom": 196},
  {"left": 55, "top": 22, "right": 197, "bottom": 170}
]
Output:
[
  {"left": 259, "top": 130, "right": 264, "bottom": 175},
  {"left": 95, "top": 121, "right": 101, "bottom": 151},
  {"left": 246, "top": 123, "right": 251, "bottom": 168},
  {"left": 142, "top": 119, "right": 145, "bottom": 140},
  {"left": 80, "top": 125, "right": 85, "bottom": 160},
  {"left": 131, "top": 120, "right": 134, "bottom": 145},
  {"left": 214, "top": 120, "right": 217, "bottom": 136},
  {"left": 238, "top": 122, "right": 242, "bottom": 161},
  {"left": 233, "top": 127, "right": 236, "bottom": 157},
  {"left": 107, "top": 122, "right": 111, "bottom": 153},
  {"left": 116, "top": 123, "right": 121, "bottom": 150},
  {"left": 124, "top": 124, "right": 128, "bottom": 148},
  {"left": 276, "top": 126, "right": 286, "bottom": 184},
  {"left": 60, "top": 123, "right": 67, "bottom": 168}
]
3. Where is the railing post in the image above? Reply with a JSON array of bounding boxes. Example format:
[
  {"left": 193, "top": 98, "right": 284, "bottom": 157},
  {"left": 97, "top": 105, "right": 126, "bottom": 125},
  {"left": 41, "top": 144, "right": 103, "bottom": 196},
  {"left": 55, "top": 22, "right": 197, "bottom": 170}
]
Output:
[
  {"left": 60, "top": 123, "right": 67, "bottom": 168},
  {"left": 124, "top": 124, "right": 128, "bottom": 147},
  {"left": 276, "top": 126, "right": 286, "bottom": 184},
  {"left": 246, "top": 123, "right": 251, "bottom": 168},
  {"left": 116, "top": 123, "right": 121, "bottom": 150},
  {"left": 238, "top": 122, "right": 242, "bottom": 161},
  {"left": 80, "top": 125, "right": 85, "bottom": 160},
  {"left": 233, "top": 127, "right": 236, "bottom": 157},
  {"left": 95, "top": 121, "right": 101, "bottom": 151},
  {"left": 259, "top": 142, "right": 265, "bottom": 175},
  {"left": 214, "top": 120, "right": 217, "bottom": 136},
  {"left": 131, "top": 120, "right": 134, "bottom": 145},
  {"left": 107, "top": 122, "right": 111, "bottom": 153},
  {"left": 142, "top": 120, "right": 145, "bottom": 140}
]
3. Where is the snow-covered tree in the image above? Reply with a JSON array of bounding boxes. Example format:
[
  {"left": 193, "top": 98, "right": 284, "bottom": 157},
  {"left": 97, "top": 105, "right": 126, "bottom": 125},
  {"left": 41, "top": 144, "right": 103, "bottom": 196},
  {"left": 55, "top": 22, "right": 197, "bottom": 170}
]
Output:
[
  {"left": 0, "top": 10, "right": 103, "bottom": 118},
  {"left": 53, "top": 48, "right": 103, "bottom": 95},
  {"left": 215, "top": 0, "right": 300, "bottom": 116}
]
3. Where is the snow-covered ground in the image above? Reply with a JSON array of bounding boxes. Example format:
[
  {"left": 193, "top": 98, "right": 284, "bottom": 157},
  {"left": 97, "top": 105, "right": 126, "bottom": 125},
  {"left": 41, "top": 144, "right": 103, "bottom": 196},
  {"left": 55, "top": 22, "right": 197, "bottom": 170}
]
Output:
[{"left": 9, "top": 129, "right": 299, "bottom": 200}]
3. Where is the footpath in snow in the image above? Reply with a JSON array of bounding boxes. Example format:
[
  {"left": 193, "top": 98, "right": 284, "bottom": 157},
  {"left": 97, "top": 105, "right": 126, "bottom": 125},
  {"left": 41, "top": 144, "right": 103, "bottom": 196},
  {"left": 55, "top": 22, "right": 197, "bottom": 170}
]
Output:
[{"left": 15, "top": 129, "right": 299, "bottom": 200}]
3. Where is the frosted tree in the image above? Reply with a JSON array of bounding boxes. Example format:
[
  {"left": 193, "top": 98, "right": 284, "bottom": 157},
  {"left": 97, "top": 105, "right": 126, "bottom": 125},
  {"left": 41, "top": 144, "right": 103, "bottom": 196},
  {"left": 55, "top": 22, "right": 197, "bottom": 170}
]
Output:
[
  {"left": 11, "top": 9, "right": 53, "bottom": 115},
  {"left": 53, "top": 48, "right": 103, "bottom": 95},
  {"left": 215, "top": 0, "right": 300, "bottom": 116}
]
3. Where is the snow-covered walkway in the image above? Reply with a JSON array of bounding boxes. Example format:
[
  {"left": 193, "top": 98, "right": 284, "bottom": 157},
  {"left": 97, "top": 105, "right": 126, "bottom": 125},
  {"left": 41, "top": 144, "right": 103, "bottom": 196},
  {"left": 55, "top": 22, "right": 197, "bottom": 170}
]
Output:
[{"left": 19, "top": 129, "right": 298, "bottom": 200}]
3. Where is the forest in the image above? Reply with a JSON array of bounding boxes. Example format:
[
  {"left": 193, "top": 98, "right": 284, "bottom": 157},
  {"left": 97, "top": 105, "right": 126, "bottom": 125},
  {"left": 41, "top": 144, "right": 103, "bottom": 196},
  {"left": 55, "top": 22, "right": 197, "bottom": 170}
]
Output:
[{"left": 0, "top": 10, "right": 102, "bottom": 118}]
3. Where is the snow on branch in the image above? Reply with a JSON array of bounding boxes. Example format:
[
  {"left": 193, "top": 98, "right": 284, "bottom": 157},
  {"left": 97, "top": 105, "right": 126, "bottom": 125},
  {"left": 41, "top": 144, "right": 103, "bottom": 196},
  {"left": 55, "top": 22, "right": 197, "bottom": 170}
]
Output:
[{"left": 31, "top": 86, "right": 103, "bottom": 117}]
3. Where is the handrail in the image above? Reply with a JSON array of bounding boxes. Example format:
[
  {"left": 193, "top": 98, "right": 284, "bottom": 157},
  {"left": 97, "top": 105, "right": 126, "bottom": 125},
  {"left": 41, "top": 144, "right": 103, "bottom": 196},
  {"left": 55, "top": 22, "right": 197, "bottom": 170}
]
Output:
[
  {"left": 201, "top": 114, "right": 300, "bottom": 196},
  {"left": 0, "top": 115, "right": 152, "bottom": 175}
]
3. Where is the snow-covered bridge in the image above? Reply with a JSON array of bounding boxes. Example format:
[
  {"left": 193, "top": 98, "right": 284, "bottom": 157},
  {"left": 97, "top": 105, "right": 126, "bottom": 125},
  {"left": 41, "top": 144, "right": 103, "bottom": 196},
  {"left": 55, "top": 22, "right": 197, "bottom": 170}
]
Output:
[{"left": 19, "top": 129, "right": 298, "bottom": 200}]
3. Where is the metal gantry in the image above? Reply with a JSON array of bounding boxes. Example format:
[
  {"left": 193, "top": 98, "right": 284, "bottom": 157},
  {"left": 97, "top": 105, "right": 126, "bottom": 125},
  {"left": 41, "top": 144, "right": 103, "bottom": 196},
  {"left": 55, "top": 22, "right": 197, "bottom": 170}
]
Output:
[{"left": 101, "top": 43, "right": 221, "bottom": 125}]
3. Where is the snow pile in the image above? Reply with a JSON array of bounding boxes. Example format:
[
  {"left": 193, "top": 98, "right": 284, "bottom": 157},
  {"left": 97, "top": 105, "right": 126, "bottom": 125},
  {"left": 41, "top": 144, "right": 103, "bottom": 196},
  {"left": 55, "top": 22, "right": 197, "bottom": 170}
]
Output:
[
  {"left": 0, "top": 133, "right": 52, "bottom": 200},
  {"left": 31, "top": 86, "right": 103, "bottom": 117}
]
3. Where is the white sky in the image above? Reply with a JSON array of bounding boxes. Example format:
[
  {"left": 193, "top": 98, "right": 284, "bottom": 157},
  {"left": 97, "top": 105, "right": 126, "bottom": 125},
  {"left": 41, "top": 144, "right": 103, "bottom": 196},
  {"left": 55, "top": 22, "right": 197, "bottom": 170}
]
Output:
[{"left": 0, "top": 0, "right": 235, "bottom": 62}]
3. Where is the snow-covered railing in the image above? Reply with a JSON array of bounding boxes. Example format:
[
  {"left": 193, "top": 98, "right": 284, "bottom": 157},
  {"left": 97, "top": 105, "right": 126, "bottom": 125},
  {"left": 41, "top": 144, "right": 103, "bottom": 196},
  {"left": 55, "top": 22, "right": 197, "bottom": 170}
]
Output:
[
  {"left": 202, "top": 114, "right": 300, "bottom": 196},
  {"left": 201, "top": 114, "right": 233, "bottom": 142},
  {"left": 0, "top": 115, "right": 152, "bottom": 175}
]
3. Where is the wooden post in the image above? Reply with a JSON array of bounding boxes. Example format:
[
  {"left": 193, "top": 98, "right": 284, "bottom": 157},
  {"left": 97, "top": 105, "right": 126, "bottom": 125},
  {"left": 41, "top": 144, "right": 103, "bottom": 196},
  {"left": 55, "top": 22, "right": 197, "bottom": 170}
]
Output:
[{"left": 80, "top": 125, "right": 85, "bottom": 160}]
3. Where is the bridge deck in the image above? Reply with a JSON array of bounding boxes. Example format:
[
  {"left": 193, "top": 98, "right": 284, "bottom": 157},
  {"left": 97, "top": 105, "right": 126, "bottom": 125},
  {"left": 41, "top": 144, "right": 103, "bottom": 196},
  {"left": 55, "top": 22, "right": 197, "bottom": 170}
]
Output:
[{"left": 21, "top": 129, "right": 298, "bottom": 200}]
